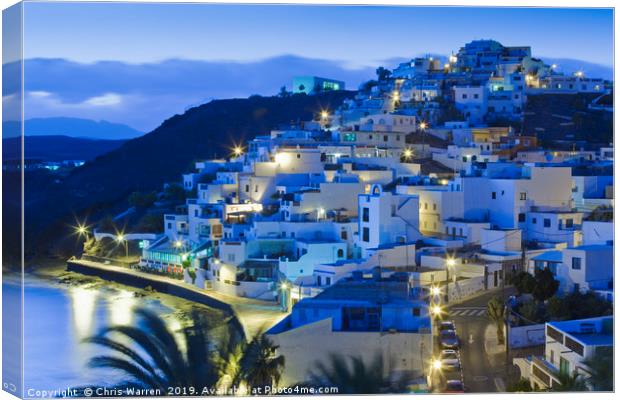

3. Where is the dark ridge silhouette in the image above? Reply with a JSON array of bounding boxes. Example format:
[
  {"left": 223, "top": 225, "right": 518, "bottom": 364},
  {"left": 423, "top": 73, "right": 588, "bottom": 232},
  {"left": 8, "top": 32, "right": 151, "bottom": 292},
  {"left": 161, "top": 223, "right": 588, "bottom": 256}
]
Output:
[{"left": 2, "top": 135, "right": 127, "bottom": 161}]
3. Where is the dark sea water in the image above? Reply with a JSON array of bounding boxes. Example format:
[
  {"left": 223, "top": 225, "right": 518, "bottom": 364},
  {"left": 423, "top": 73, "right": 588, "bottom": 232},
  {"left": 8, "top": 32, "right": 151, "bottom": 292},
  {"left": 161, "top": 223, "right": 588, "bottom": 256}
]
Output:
[{"left": 4, "top": 273, "right": 189, "bottom": 393}]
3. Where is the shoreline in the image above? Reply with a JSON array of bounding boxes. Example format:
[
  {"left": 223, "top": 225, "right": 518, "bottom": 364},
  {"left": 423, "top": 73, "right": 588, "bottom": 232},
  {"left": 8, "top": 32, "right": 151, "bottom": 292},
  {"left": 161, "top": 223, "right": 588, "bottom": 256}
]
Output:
[
  {"left": 65, "top": 258, "right": 286, "bottom": 338},
  {"left": 5, "top": 259, "right": 227, "bottom": 331},
  {"left": 6, "top": 257, "right": 287, "bottom": 338}
]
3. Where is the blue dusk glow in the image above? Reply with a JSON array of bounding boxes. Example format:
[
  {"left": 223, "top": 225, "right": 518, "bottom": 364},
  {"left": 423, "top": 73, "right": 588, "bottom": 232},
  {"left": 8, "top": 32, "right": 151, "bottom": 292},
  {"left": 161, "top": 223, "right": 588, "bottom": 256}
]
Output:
[{"left": 11, "top": 3, "right": 614, "bottom": 132}]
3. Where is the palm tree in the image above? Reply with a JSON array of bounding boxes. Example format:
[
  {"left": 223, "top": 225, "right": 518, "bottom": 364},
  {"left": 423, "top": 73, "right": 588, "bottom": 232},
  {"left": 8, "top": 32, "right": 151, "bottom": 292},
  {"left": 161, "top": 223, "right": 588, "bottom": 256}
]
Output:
[
  {"left": 240, "top": 332, "right": 285, "bottom": 388},
  {"left": 304, "top": 353, "right": 410, "bottom": 394},
  {"left": 507, "top": 378, "right": 533, "bottom": 392},
  {"left": 553, "top": 371, "right": 587, "bottom": 392},
  {"left": 487, "top": 296, "right": 506, "bottom": 345},
  {"left": 83, "top": 307, "right": 243, "bottom": 392},
  {"left": 583, "top": 349, "right": 613, "bottom": 391},
  {"left": 213, "top": 338, "right": 246, "bottom": 391}
]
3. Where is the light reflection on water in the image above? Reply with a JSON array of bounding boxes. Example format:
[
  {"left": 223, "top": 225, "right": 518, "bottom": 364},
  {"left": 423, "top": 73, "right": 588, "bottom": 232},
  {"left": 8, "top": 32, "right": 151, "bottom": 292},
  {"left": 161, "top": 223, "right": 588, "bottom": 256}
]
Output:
[
  {"left": 18, "top": 275, "right": 184, "bottom": 391},
  {"left": 69, "top": 286, "right": 99, "bottom": 338}
]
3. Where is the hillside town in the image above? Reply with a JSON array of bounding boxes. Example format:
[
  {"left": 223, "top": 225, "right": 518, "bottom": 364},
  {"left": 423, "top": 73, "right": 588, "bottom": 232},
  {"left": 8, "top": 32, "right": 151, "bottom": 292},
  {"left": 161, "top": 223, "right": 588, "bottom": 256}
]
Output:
[{"left": 76, "top": 40, "right": 613, "bottom": 393}]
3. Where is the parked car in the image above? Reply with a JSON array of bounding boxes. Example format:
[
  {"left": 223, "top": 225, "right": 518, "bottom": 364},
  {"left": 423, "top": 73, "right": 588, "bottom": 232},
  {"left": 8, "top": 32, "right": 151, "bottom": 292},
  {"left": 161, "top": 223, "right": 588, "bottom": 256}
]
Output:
[
  {"left": 439, "top": 321, "right": 456, "bottom": 332},
  {"left": 439, "top": 349, "right": 461, "bottom": 370},
  {"left": 440, "top": 329, "right": 459, "bottom": 349},
  {"left": 444, "top": 380, "right": 465, "bottom": 393}
]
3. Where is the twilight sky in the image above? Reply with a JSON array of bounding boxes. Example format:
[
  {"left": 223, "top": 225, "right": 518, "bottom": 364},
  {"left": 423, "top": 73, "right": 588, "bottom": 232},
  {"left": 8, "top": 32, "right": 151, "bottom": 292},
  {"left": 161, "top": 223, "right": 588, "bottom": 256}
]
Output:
[{"left": 10, "top": 3, "right": 615, "bottom": 134}]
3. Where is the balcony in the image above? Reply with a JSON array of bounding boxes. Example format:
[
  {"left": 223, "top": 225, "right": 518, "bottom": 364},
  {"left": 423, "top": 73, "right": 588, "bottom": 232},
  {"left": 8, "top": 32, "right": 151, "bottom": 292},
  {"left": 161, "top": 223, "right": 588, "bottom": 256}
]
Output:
[{"left": 531, "top": 355, "right": 561, "bottom": 388}]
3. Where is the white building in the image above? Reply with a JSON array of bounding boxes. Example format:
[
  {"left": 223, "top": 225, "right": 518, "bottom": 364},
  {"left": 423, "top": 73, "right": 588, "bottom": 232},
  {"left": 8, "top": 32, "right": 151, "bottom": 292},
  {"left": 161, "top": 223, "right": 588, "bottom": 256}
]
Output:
[
  {"left": 267, "top": 276, "right": 433, "bottom": 386},
  {"left": 357, "top": 185, "right": 421, "bottom": 257},
  {"left": 455, "top": 164, "right": 573, "bottom": 229},
  {"left": 453, "top": 86, "right": 487, "bottom": 124},
  {"left": 514, "top": 316, "right": 613, "bottom": 390},
  {"left": 556, "top": 244, "right": 613, "bottom": 294}
]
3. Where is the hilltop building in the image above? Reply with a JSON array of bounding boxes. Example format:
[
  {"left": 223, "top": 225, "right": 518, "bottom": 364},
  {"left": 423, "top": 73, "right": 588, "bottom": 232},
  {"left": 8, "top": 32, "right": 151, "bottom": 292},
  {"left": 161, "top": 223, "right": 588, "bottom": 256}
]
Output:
[{"left": 293, "top": 76, "right": 346, "bottom": 94}]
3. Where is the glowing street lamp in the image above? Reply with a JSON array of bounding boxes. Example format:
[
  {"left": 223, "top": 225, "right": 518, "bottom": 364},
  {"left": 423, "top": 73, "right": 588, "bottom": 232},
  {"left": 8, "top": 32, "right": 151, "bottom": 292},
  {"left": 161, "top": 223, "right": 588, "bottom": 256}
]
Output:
[
  {"left": 279, "top": 281, "right": 291, "bottom": 312},
  {"left": 116, "top": 233, "right": 128, "bottom": 258},
  {"left": 575, "top": 71, "right": 584, "bottom": 78},
  {"left": 432, "top": 359, "right": 442, "bottom": 371},
  {"left": 233, "top": 146, "right": 243, "bottom": 157},
  {"left": 403, "top": 148, "right": 413, "bottom": 160},
  {"left": 431, "top": 286, "right": 441, "bottom": 297},
  {"left": 317, "top": 207, "right": 325, "bottom": 221},
  {"left": 445, "top": 257, "right": 456, "bottom": 288},
  {"left": 174, "top": 240, "right": 183, "bottom": 248},
  {"left": 75, "top": 224, "right": 89, "bottom": 238},
  {"left": 431, "top": 305, "right": 443, "bottom": 317},
  {"left": 320, "top": 110, "right": 329, "bottom": 120},
  {"left": 418, "top": 121, "right": 429, "bottom": 151}
]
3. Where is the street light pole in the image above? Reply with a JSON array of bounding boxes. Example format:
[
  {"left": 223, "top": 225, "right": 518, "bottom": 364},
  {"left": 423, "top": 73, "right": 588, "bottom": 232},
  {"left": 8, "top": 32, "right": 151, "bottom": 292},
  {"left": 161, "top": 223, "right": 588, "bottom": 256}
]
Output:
[{"left": 445, "top": 257, "right": 455, "bottom": 303}]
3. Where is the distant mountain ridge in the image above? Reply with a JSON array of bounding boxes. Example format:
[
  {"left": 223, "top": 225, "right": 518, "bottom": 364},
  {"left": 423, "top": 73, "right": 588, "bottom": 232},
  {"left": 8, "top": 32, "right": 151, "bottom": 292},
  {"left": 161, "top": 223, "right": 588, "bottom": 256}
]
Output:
[
  {"left": 2, "top": 117, "right": 143, "bottom": 139},
  {"left": 2, "top": 135, "right": 127, "bottom": 161}
]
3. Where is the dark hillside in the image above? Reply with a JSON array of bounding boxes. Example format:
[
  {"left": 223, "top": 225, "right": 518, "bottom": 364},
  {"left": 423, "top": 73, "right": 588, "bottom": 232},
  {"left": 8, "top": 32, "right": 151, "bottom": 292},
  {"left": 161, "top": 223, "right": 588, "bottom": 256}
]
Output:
[
  {"left": 20, "top": 91, "right": 355, "bottom": 259},
  {"left": 3, "top": 136, "right": 126, "bottom": 161},
  {"left": 63, "top": 91, "right": 354, "bottom": 199},
  {"left": 523, "top": 93, "right": 613, "bottom": 148}
]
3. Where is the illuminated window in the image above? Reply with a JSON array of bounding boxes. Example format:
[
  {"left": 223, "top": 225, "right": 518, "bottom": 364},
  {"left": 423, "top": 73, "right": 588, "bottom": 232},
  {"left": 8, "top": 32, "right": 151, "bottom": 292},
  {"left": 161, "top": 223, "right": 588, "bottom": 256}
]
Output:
[{"left": 343, "top": 133, "right": 357, "bottom": 142}]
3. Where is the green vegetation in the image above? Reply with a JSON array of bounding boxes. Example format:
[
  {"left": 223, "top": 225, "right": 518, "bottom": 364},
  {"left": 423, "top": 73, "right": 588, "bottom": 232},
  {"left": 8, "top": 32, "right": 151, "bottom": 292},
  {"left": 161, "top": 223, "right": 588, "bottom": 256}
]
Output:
[
  {"left": 135, "top": 213, "right": 164, "bottom": 233},
  {"left": 163, "top": 183, "right": 187, "bottom": 203},
  {"left": 304, "top": 353, "right": 410, "bottom": 394},
  {"left": 360, "top": 80, "right": 378, "bottom": 94},
  {"left": 514, "top": 291, "right": 612, "bottom": 325},
  {"left": 375, "top": 66, "right": 391, "bottom": 82},
  {"left": 531, "top": 268, "right": 559, "bottom": 302},
  {"left": 511, "top": 271, "right": 536, "bottom": 295},
  {"left": 511, "top": 268, "right": 558, "bottom": 302},
  {"left": 98, "top": 215, "right": 117, "bottom": 233},
  {"left": 128, "top": 191, "right": 157, "bottom": 209},
  {"left": 552, "top": 371, "right": 586, "bottom": 392},
  {"left": 486, "top": 296, "right": 506, "bottom": 345},
  {"left": 583, "top": 347, "right": 613, "bottom": 391},
  {"left": 584, "top": 205, "right": 613, "bottom": 222},
  {"left": 278, "top": 86, "right": 292, "bottom": 98},
  {"left": 547, "top": 291, "right": 613, "bottom": 320},
  {"left": 524, "top": 93, "right": 612, "bottom": 147},
  {"left": 82, "top": 308, "right": 284, "bottom": 393},
  {"left": 507, "top": 378, "right": 534, "bottom": 392}
]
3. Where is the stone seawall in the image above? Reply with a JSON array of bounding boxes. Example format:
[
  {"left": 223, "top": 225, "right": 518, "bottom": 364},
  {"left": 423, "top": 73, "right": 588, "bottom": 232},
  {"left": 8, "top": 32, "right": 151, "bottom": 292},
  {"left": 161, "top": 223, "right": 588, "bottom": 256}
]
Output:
[{"left": 67, "top": 259, "right": 234, "bottom": 314}]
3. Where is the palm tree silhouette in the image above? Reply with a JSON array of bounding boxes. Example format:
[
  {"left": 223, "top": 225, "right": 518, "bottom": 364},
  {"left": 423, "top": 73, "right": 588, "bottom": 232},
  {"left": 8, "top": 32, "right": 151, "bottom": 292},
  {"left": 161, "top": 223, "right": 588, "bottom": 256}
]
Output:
[
  {"left": 304, "top": 353, "right": 410, "bottom": 394},
  {"left": 553, "top": 371, "right": 587, "bottom": 392},
  {"left": 82, "top": 307, "right": 283, "bottom": 393},
  {"left": 486, "top": 296, "right": 506, "bottom": 344},
  {"left": 583, "top": 348, "right": 613, "bottom": 391},
  {"left": 241, "top": 332, "right": 285, "bottom": 388},
  {"left": 83, "top": 308, "right": 234, "bottom": 391}
]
